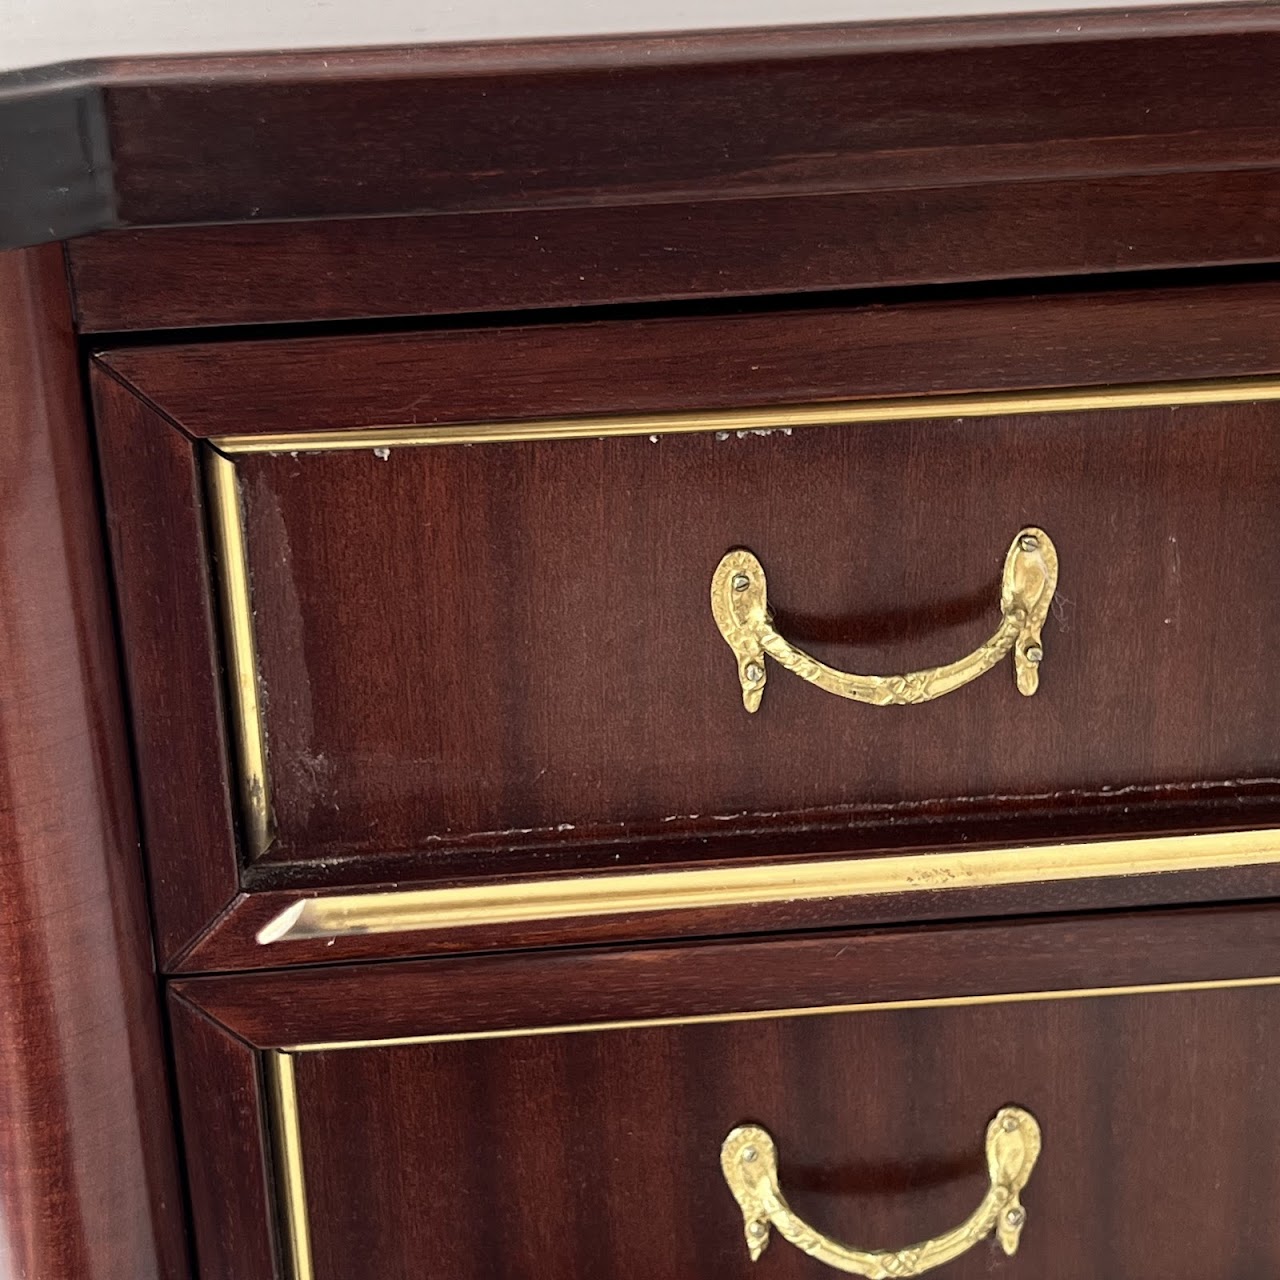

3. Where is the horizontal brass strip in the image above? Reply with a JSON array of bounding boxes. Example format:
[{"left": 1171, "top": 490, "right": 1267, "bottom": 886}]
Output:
[
  {"left": 258, "top": 827, "right": 1280, "bottom": 946},
  {"left": 213, "top": 375, "right": 1280, "bottom": 454},
  {"left": 288, "top": 975, "right": 1280, "bottom": 1053}
]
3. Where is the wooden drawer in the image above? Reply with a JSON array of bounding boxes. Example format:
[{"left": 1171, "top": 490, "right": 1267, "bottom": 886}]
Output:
[
  {"left": 207, "top": 391, "right": 1270, "bottom": 866},
  {"left": 171, "top": 905, "right": 1280, "bottom": 1280},
  {"left": 92, "top": 285, "right": 1280, "bottom": 968}
]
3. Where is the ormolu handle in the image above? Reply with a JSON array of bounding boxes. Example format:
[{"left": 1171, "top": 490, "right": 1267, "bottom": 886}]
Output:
[
  {"left": 721, "top": 1107, "right": 1041, "bottom": 1278},
  {"left": 711, "top": 528, "right": 1057, "bottom": 713}
]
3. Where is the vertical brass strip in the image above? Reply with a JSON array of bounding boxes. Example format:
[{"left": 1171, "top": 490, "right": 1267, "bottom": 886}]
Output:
[
  {"left": 206, "top": 447, "right": 274, "bottom": 858},
  {"left": 267, "top": 1050, "right": 314, "bottom": 1280}
]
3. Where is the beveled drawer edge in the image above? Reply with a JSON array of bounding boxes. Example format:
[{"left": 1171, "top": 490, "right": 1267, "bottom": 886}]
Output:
[
  {"left": 263, "top": 972, "right": 1280, "bottom": 1280},
  {"left": 208, "top": 373, "right": 1280, "bottom": 878},
  {"left": 258, "top": 828, "right": 1280, "bottom": 945}
]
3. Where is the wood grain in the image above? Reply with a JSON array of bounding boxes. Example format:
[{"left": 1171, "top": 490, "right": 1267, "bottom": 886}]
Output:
[
  {"left": 95, "top": 279, "right": 1280, "bottom": 439},
  {"left": 288, "top": 987, "right": 1280, "bottom": 1279},
  {"left": 174, "top": 902, "right": 1280, "bottom": 1047},
  {"left": 168, "top": 999, "right": 278, "bottom": 1280},
  {"left": 90, "top": 6, "right": 1280, "bottom": 227},
  {"left": 171, "top": 905, "right": 1280, "bottom": 1279},
  {"left": 217, "top": 400, "right": 1280, "bottom": 877},
  {"left": 0, "top": 246, "right": 187, "bottom": 1278},
  {"left": 67, "top": 169, "right": 1280, "bottom": 332},
  {"left": 90, "top": 370, "right": 241, "bottom": 965}
]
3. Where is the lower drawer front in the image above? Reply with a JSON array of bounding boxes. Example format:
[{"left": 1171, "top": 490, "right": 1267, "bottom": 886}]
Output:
[
  {"left": 275, "top": 983, "right": 1273, "bottom": 1279},
  {"left": 171, "top": 912, "right": 1280, "bottom": 1279}
]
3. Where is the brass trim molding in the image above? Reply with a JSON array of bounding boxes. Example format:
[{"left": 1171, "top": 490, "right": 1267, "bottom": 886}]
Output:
[
  {"left": 213, "top": 376, "right": 1280, "bottom": 454},
  {"left": 211, "top": 375, "right": 1280, "bottom": 872},
  {"left": 267, "top": 975, "right": 1280, "bottom": 1280},
  {"left": 257, "top": 827, "right": 1280, "bottom": 945},
  {"left": 206, "top": 449, "right": 275, "bottom": 858},
  {"left": 266, "top": 1051, "right": 313, "bottom": 1280}
]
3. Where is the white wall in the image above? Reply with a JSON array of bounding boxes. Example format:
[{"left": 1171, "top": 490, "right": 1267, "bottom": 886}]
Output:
[{"left": 1, "top": 0, "right": 1224, "bottom": 73}]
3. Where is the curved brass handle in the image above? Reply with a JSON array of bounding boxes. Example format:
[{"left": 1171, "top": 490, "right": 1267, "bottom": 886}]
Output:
[
  {"left": 721, "top": 1107, "right": 1041, "bottom": 1277},
  {"left": 711, "top": 529, "right": 1057, "bottom": 713}
]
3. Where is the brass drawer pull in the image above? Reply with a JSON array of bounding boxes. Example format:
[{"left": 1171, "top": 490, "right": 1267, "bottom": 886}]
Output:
[
  {"left": 721, "top": 1107, "right": 1041, "bottom": 1277},
  {"left": 711, "top": 529, "right": 1057, "bottom": 712}
]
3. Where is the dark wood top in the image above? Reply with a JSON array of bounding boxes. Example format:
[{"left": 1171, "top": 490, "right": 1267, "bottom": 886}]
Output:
[{"left": 5, "top": 3, "right": 1280, "bottom": 250}]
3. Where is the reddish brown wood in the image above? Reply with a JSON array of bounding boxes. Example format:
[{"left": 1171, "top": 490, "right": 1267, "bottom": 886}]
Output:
[
  {"left": 11, "top": 5, "right": 1280, "bottom": 250},
  {"left": 168, "top": 1000, "right": 277, "bottom": 1280},
  {"left": 291, "top": 988, "right": 1280, "bottom": 1279},
  {"left": 91, "top": 6, "right": 1280, "bottom": 230},
  {"left": 67, "top": 169, "right": 1280, "bottom": 332},
  {"left": 174, "top": 902, "right": 1280, "bottom": 1047},
  {"left": 95, "top": 279, "right": 1280, "bottom": 439},
  {"left": 209, "top": 403, "right": 1279, "bottom": 873},
  {"left": 0, "top": 246, "right": 188, "bottom": 1278},
  {"left": 90, "top": 280, "right": 1280, "bottom": 967},
  {"left": 90, "top": 371, "right": 241, "bottom": 966},
  {"left": 171, "top": 906, "right": 1280, "bottom": 1279}
]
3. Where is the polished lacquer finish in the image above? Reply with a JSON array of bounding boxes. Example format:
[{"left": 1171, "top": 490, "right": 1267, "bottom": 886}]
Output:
[
  {"left": 10, "top": 4, "right": 1280, "bottom": 248},
  {"left": 0, "top": 246, "right": 187, "bottom": 1280},
  {"left": 90, "top": 279, "right": 1280, "bottom": 969},
  {"left": 66, "top": 169, "right": 1280, "bottom": 332},
  {"left": 15, "top": 9, "right": 1280, "bottom": 1280},
  {"left": 170, "top": 903, "right": 1280, "bottom": 1280},
  {"left": 221, "top": 398, "right": 1279, "bottom": 865}
]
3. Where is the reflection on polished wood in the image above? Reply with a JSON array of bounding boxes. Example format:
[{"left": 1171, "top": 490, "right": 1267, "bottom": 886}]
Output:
[
  {"left": 257, "top": 828, "right": 1280, "bottom": 945},
  {"left": 0, "top": 246, "right": 187, "bottom": 1279}
]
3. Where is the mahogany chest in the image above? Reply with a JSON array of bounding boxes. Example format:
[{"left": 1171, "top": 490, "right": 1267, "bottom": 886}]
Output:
[{"left": 4, "top": 6, "right": 1280, "bottom": 1278}]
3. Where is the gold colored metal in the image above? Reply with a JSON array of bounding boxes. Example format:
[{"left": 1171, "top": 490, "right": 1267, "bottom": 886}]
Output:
[
  {"left": 722, "top": 1107, "right": 1041, "bottom": 1276},
  {"left": 206, "top": 448, "right": 274, "bottom": 858},
  {"left": 212, "top": 375, "right": 1280, "bottom": 454},
  {"left": 266, "top": 1051, "right": 315, "bottom": 1280},
  {"left": 256, "top": 826, "right": 1280, "bottom": 945},
  {"left": 712, "top": 528, "right": 1057, "bottom": 713}
]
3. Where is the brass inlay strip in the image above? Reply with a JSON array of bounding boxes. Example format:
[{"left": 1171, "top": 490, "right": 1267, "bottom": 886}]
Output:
[
  {"left": 266, "top": 1051, "right": 314, "bottom": 1280},
  {"left": 206, "top": 448, "right": 274, "bottom": 858},
  {"left": 284, "top": 975, "right": 1280, "bottom": 1053},
  {"left": 213, "top": 375, "right": 1280, "bottom": 454},
  {"left": 257, "top": 827, "right": 1280, "bottom": 945}
]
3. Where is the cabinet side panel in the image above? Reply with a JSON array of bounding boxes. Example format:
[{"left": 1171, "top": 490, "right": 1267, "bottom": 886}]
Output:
[{"left": 0, "top": 245, "right": 187, "bottom": 1279}]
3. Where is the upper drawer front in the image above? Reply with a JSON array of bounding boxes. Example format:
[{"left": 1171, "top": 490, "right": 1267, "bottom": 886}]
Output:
[
  {"left": 215, "top": 391, "right": 1275, "bottom": 868},
  {"left": 92, "top": 289, "right": 1280, "bottom": 966}
]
